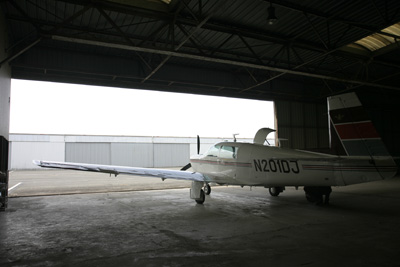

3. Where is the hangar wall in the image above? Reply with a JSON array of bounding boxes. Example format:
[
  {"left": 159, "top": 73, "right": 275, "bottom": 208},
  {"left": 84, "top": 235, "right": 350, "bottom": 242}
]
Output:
[
  {"left": 275, "top": 94, "right": 400, "bottom": 162},
  {"left": 10, "top": 134, "right": 252, "bottom": 170},
  {"left": 357, "top": 91, "right": 400, "bottom": 160},
  {"left": 275, "top": 101, "right": 329, "bottom": 151}
]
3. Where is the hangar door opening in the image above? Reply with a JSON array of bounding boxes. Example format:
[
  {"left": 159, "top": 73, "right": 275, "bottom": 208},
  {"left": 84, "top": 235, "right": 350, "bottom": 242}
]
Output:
[{"left": 8, "top": 79, "right": 275, "bottom": 197}]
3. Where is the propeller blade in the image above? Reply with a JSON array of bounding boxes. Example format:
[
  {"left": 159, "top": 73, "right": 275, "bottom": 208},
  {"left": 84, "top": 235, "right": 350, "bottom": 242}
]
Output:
[
  {"left": 180, "top": 163, "right": 192, "bottom": 171},
  {"left": 197, "top": 135, "right": 200, "bottom": 154}
]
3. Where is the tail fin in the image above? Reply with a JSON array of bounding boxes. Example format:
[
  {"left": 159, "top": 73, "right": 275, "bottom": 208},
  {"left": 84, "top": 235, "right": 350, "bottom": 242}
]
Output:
[{"left": 328, "top": 92, "right": 390, "bottom": 157}]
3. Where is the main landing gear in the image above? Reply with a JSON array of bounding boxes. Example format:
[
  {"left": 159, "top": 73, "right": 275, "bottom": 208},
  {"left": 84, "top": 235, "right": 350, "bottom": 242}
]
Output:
[
  {"left": 268, "top": 186, "right": 332, "bottom": 206},
  {"left": 304, "top": 186, "right": 332, "bottom": 205},
  {"left": 268, "top": 186, "right": 285, "bottom": 196}
]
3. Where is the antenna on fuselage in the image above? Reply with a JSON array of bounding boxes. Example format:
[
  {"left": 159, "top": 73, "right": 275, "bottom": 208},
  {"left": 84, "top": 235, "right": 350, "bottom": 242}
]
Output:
[{"left": 233, "top": 133, "right": 239, "bottom": 142}]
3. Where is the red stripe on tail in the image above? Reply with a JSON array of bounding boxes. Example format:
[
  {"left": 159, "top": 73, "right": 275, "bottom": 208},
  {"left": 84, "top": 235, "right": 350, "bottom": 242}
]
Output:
[{"left": 335, "top": 121, "right": 380, "bottom": 140}]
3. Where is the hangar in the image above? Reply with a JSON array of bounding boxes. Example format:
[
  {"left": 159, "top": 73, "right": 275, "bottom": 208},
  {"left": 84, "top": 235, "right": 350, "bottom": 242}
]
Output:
[{"left": 1, "top": 0, "right": 400, "bottom": 265}]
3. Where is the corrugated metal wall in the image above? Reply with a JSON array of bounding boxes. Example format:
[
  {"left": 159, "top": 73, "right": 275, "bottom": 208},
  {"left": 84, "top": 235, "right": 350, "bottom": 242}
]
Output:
[
  {"left": 275, "top": 101, "right": 329, "bottom": 150},
  {"left": 10, "top": 135, "right": 247, "bottom": 169},
  {"left": 65, "top": 143, "right": 190, "bottom": 167},
  {"left": 111, "top": 143, "right": 154, "bottom": 167},
  {"left": 357, "top": 91, "right": 400, "bottom": 159},
  {"left": 66, "top": 143, "right": 111, "bottom": 164},
  {"left": 154, "top": 144, "right": 190, "bottom": 167}
]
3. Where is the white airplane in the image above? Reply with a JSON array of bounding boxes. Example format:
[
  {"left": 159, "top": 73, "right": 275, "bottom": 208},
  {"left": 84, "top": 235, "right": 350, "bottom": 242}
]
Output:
[{"left": 34, "top": 92, "right": 398, "bottom": 205}]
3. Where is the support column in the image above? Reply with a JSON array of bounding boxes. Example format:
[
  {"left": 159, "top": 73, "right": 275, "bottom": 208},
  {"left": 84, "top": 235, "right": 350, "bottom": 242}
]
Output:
[
  {"left": 0, "top": 137, "right": 8, "bottom": 210},
  {"left": 0, "top": 9, "right": 11, "bottom": 211}
]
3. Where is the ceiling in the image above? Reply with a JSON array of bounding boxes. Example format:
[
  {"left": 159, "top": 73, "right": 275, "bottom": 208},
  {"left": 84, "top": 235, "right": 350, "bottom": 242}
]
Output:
[{"left": 2, "top": 0, "right": 400, "bottom": 102}]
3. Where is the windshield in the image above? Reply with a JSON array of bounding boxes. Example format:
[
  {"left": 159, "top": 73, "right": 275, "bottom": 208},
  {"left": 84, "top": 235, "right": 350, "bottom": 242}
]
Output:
[
  {"left": 206, "top": 145, "right": 220, "bottom": 157},
  {"left": 220, "top": 145, "right": 238, "bottom": 159},
  {"left": 205, "top": 145, "right": 239, "bottom": 159}
]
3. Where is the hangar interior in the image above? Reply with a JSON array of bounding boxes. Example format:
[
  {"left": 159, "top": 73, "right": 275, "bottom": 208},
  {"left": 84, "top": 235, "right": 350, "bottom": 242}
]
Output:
[
  {"left": 1, "top": 0, "right": 400, "bottom": 265},
  {"left": 1, "top": 0, "right": 400, "bottom": 155}
]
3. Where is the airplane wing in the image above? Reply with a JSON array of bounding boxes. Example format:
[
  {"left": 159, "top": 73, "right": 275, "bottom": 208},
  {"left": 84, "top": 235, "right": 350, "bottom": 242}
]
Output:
[{"left": 33, "top": 160, "right": 206, "bottom": 182}]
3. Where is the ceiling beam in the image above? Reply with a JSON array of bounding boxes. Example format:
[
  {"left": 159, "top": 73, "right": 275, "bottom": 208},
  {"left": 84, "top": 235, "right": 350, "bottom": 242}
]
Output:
[
  {"left": 50, "top": 35, "right": 400, "bottom": 92},
  {"left": 141, "top": 1, "right": 226, "bottom": 83},
  {"left": 266, "top": 0, "right": 398, "bottom": 39}
]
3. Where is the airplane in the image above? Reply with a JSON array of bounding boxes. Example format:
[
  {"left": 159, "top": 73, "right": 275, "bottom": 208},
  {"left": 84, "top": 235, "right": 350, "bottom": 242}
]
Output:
[{"left": 34, "top": 92, "right": 398, "bottom": 205}]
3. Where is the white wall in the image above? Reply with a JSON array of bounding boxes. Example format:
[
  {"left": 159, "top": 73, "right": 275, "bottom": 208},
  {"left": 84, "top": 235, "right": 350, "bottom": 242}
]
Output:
[{"left": 10, "top": 142, "right": 65, "bottom": 169}]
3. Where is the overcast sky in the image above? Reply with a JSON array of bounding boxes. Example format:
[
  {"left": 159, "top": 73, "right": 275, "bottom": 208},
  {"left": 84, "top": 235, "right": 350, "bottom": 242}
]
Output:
[{"left": 10, "top": 79, "right": 274, "bottom": 139}]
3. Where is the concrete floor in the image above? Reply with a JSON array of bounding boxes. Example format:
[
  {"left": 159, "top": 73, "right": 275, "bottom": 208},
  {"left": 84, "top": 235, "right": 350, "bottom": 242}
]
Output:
[
  {"left": 7, "top": 169, "right": 192, "bottom": 197},
  {"left": 1, "top": 171, "right": 400, "bottom": 266}
]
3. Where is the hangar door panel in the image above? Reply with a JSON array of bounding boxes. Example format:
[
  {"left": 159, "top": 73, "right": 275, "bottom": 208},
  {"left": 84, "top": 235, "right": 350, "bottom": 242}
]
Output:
[
  {"left": 66, "top": 143, "right": 110, "bottom": 165},
  {"left": 111, "top": 143, "right": 154, "bottom": 168},
  {"left": 154, "top": 144, "right": 189, "bottom": 167},
  {"left": 275, "top": 101, "right": 329, "bottom": 150}
]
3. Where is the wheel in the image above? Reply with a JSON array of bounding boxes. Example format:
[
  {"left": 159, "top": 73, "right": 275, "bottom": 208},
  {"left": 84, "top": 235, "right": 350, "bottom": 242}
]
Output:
[
  {"left": 304, "top": 186, "right": 328, "bottom": 205},
  {"left": 204, "top": 184, "right": 211, "bottom": 195},
  {"left": 269, "top": 187, "right": 281, "bottom": 197},
  {"left": 195, "top": 189, "right": 205, "bottom": 204}
]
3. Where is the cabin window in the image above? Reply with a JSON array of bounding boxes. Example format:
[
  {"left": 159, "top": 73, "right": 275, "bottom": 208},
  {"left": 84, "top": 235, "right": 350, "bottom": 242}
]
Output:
[
  {"left": 220, "top": 146, "right": 238, "bottom": 159},
  {"left": 206, "top": 145, "right": 220, "bottom": 157}
]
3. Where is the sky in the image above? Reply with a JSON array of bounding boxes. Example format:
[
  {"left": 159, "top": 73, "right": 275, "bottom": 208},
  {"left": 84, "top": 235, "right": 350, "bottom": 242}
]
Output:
[{"left": 9, "top": 79, "right": 275, "bottom": 139}]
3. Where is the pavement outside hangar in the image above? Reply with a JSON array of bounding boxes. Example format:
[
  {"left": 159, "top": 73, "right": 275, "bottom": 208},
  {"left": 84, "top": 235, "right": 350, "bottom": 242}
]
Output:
[{"left": 1, "top": 170, "right": 400, "bottom": 266}]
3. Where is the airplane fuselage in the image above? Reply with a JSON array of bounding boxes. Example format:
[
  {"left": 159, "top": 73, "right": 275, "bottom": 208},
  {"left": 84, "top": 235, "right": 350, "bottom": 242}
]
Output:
[{"left": 190, "top": 142, "right": 397, "bottom": 188}]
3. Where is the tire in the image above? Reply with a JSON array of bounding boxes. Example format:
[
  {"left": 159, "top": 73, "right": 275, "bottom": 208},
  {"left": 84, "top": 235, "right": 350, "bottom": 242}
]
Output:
[
  {"left": 304, "top": 186, "right": 327, "bottom": 205},
  {"left": 269, "top": 187, "right": 281, "bottom": 197},
  {"left": 204, "top": 184, "right": 211, "bottom": 195},
  {"left": 195, "top": 190, "right": 205, "bottom": 204}
]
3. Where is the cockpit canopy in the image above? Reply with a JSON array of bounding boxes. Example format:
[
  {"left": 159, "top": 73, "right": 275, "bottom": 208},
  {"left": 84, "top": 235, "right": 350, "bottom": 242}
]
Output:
[{"left": 205, "top": 144, "right": 239, "bottom": 159}]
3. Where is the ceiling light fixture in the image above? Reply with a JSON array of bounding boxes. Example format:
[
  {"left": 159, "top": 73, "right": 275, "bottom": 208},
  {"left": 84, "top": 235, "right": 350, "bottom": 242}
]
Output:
[{"left": 267, "top": 2, "right": 278, "bottom": 25}]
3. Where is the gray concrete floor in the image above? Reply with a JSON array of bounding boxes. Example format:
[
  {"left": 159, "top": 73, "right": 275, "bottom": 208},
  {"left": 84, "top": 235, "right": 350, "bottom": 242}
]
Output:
[
  {"left": 1, "top": 170, "right": 400, "bottom": 266},
  {"left": 7, "top": 169, "right": 192, "bottom": 197}
]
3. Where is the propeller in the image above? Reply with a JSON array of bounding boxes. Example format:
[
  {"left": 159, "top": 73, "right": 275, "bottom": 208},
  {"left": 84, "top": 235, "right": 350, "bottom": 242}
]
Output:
[
  {"left": 197, "top": 135, "right": 200, "bottom": 154},
  {"left": 181, "top": 163, "right": 192, "bottom": 171},
  {"left": 180, "top": 135, "right": 200, "bottom": 171}
]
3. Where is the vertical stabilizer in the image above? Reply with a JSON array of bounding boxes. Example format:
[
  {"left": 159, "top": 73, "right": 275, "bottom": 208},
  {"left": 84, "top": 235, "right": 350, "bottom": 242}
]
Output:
[{"left": 328, "top": 92, "right": 390, "bottom": 157}]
